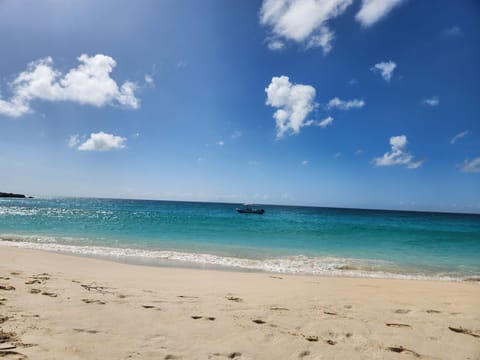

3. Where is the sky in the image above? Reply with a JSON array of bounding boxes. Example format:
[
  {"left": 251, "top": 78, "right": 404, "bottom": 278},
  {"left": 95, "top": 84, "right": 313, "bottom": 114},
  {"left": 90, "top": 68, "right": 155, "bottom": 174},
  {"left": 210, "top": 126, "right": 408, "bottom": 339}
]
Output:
[{"left": 0, "top": 0, "right": 479, "bottom": 213}]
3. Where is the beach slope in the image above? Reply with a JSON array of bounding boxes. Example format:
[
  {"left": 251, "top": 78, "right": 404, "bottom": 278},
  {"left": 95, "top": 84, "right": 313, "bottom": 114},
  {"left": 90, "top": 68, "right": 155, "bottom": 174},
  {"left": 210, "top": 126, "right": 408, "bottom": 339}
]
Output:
[{"left": 0, "top": 246, "right": 479, "bottom": 359}]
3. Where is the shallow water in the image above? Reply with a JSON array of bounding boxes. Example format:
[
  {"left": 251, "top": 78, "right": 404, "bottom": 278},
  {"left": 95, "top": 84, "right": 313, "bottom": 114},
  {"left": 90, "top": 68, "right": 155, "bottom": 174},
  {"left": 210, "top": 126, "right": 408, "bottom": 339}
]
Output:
[{"left": 1, "top": 197, "right": 479, "bottom": 280}]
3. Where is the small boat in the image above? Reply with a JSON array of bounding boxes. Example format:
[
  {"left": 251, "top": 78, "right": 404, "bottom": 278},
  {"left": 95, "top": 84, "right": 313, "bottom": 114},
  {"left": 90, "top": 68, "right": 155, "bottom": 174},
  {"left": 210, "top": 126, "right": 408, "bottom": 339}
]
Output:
[{"left": 236, "top": 204, "right": 265, "bottom": 214}]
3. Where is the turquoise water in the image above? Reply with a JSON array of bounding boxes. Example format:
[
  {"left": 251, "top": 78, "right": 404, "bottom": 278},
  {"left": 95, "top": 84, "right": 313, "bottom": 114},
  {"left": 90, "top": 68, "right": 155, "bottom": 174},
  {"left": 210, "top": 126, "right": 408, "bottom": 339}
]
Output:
[{"left": 1, "top": 197, "right": 479, "bottom": 280}]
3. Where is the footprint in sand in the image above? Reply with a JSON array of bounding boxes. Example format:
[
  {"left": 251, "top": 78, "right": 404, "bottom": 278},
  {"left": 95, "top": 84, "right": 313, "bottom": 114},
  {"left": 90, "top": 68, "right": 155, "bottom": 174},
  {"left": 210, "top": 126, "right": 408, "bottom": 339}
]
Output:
[
  {"left": 211, "top": 351, "right": 242, "bottom": 359},
  {"left": 299, "top": 350, "right": 310, "bottom": 358},
  {"left": 270, "top": 306, "right": 289, "bottom": 311},
  {"left": 426, "top": 309, "right": 441, "bottom": 314},
  {"left": 32, "top": 273, "right": 50, "bottom": 281},
  {"left": 82, "top": 299, "right": 106, "bottom": 305},
  {"left": 387, "top": 346, "right": 422, "bottom": 357},
  {"left": 386, "top": 323, "right": 412, "bottom": 328},
  {"left": 323, "top": 311, "right": 338, "bottom": 316},
  {"left": 41, "top": 291, "right": 57, "bottom": 297},
  {"left": 252, "top": 319, "right": 266, "bottom": 324},
  {"left": 226, "top": 296, "right": 243, "bottom": 302},
  {"left": 0, "top": 277, "right": 10, "bottom": 280},
  {"left": 141, "top": 305, "right": 162, "bottom": 310},
  {"left": 448, "top": 327, "right": 480, "bottom": 338},
  {"left": 30, "top": 289, "right": 41, "bottom": 294},
  {"left": 25, "top": 279, "right": 42, "bottom": 285},
  {"left": 393, "top": 309, "right": 411, "bottom": 314},
  {"left": 74, "top": 328, "right": 100, "bottom": 334},
  {"left": 0, "top": 285, "right": 15, "bottom": 291},
  {"left": 190, "top": 316, "right": 215, "bottom": 321}
]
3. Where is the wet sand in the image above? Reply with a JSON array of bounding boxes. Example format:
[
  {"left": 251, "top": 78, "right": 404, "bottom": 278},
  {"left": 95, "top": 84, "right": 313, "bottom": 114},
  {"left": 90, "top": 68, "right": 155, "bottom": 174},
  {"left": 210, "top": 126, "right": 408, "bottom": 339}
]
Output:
[{"left": 0, "top": 246, "right": 479, "bottom": 359}]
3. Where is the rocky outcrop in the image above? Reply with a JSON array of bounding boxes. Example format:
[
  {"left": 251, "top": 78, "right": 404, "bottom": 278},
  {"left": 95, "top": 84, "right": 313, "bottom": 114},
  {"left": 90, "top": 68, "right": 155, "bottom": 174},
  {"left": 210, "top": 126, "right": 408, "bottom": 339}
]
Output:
[{"left": 0, "top": 192, "right": 33, "bottom": 198}]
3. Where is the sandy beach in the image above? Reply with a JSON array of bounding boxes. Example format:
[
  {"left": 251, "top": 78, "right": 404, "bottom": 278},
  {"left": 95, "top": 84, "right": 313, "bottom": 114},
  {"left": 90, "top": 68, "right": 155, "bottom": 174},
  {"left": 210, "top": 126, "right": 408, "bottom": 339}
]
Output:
[{"left": 0, "top": 246, "right": 479, "bottom": 359}]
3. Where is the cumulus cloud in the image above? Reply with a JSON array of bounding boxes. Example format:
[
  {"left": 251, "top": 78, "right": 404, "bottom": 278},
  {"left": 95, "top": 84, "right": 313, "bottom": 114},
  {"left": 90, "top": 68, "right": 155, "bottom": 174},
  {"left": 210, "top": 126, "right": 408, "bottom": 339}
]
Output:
[
  {"left": 373, "top": 135, "right": 424, "bottom": 169},
  {"left": 77, "top": 131, "right": 127, "bottom": 151},
  {"left": 326, "top": 97, "right": 365, "bottom": 110},
  {"left": 458, "top": 157, "right": 480, "bottom": 173},
  {"left": 355, "top": 0, "right": 405, "bottom": 27},
  {"left": 317, "top": 116, "right": 333, "bottom": 128},
  {"left": 450, "top": 130, "right": 470, "bottom": 145},
  {"left": 371, "top": 60, "right": 396, "bottom": 82},
  {"left": 422, "top": 97, "right": 439, "bottom": 107},
  {"left": 260, "top": 0, "right": 353, "bottom": 54},
  {"left": 0, "top": 54, "right": 139, "bottom": 118},
  {"left": 265, "top": 76, "right": 317, "bottom": 138}
]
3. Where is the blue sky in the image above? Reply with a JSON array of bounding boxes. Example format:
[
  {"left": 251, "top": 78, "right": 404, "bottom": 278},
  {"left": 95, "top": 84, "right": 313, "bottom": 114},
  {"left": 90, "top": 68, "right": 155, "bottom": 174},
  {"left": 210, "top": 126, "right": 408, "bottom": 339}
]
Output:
[{"left": 0, "top": 0, "right": 479, "bottom": 212}]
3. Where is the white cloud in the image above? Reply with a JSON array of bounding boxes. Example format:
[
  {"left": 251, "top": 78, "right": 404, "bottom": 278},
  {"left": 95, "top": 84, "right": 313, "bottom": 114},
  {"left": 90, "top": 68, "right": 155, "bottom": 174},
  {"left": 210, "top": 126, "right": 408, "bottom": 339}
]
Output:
[
  {"left": 144, "top": 74, "right": 154, "bottom": 87},
  {"left": 67, "top": 134, "right": 80, "bottom": 148},
  {"left": 371, "top": 60, "right": 396, "bottom": 82},
  {"left": 444, "top": 26, "right": 462, "bottom": 37},
  {"left": 265, "top": 76, "right": 317, "bottom": 138},
  {"left": 421, "top": 97, "right": 439, "bottom": 107},
  {"left": 78, "top": 131, "right": 126, "bottom": 151},
  {"left": 301, "top": 160, "right": 309, "bottom": 165},
  {"left": 334, "top": 152, "right": 342, "bottom": 158},
  {"left": 0, "top": 54, "right": 139, "bottom": 118},
  {"left": 355, "top": 0, "right": 405, "bottom": 27},
  {"left": 458, "top": 157, "right": 480, "bottom": 173},
  {"left": 260, "top": 0, "right": 353, "bottom": 54},
  {"left": 326, "top": 97, "right": 365, "bottom": 110},
  {"left": 373, "top": 135, "right": 424, "bottom": 169},
  {"left": 267, "top": 39, "right": 286, "bottom": 50},
  {"left": 450, "top": 130, "right": 470, "bottom": 145},
  {"left": 217, "top": 140, "right": 225, "bottom": 146},
  {"left": 317, "top": 116, "right": 333, "bottom": 128}
]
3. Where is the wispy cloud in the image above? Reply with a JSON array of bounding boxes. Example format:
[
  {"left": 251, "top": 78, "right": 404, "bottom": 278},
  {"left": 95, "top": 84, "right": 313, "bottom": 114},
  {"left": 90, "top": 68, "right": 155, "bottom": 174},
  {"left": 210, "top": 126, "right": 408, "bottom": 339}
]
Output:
[
  {"left": 443, "top": 26, "right": 462, "bottom": 37},
  {"left": 317, "top": 116, "right": 333, "bottom": 128},
  {"left": 231, "top": 130, "right": 242, "bottom": 139},
  {"left": 421, "top": 97, "right": 439, "bottom": 107},
  {"left": 267, "top": 39, "right": 285, "bottom": 51},
  {"left": 265, "top": 76, "right": 317, "bottom": 138},
  {"left": 326, "top": 97, "right": 365, "bottom": 110},
  {"left": 260, "top": 0, "right": 353, "bottom": 54},
  {"left": 371, "top": 60, "right": 397, "bottom": 82},
  {"left": 373, "top": 135, "right": 424, "bottom": 169},
  {"left": 355, "top": 0, "right": 406, "bottom": 27},
  {"left": 0, "top": 54, "right": 139, "bottom": 118},
  {"left": 217, "top": 140, "right": 225, "bottom": 146},
  {"left": 67, "top": 134, "right": 81, "bottom": 148},
  {"left": 458, "top": 157, "right": 480, "bottom": 173},
  {"left": 450, "top": 130, "right": 470, "bottom": 145},
  {"left": 77, "top": 131, "right": 127, "bottom": 151},
  {"left": 301, "top": 160, "right": 309, "bottom": 165}
]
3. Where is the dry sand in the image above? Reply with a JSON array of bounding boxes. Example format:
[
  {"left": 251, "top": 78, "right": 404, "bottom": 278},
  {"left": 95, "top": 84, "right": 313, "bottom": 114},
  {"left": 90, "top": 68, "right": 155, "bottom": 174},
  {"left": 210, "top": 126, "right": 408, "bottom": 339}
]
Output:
[{"left": 0, "top": 246, "right": 479, "bottom": 359}]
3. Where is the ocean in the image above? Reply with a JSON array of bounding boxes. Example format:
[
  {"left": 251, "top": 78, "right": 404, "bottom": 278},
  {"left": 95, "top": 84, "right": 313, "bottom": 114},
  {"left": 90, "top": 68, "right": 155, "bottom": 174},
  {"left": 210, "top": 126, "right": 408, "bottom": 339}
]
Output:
[{"left": 1, "top": 197, "right": 479, "bottom": 281}]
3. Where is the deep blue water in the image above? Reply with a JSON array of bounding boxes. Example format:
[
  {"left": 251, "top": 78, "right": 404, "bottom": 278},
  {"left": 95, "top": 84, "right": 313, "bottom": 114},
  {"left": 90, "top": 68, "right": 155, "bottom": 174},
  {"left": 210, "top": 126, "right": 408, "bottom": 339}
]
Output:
[{"left": 1, "top": 197, "right": 479, "bottom": 280}]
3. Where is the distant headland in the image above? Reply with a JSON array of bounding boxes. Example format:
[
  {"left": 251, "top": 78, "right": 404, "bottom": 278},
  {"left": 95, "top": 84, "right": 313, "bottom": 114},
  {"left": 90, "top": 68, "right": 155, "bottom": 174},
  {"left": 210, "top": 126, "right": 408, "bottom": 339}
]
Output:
[{"left": 0, "top": 192, "right": 33, "bottom": 198}]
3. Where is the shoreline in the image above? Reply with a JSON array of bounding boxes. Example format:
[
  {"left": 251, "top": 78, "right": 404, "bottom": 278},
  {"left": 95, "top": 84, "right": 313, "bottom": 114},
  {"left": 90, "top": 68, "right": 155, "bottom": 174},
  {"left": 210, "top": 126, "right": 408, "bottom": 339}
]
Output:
[
  {"left": 1, "top": 239, "right": 478, "bottom": 283},
  {"left": 1, "top": 246, "right": 479, "bottom": 359}
]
